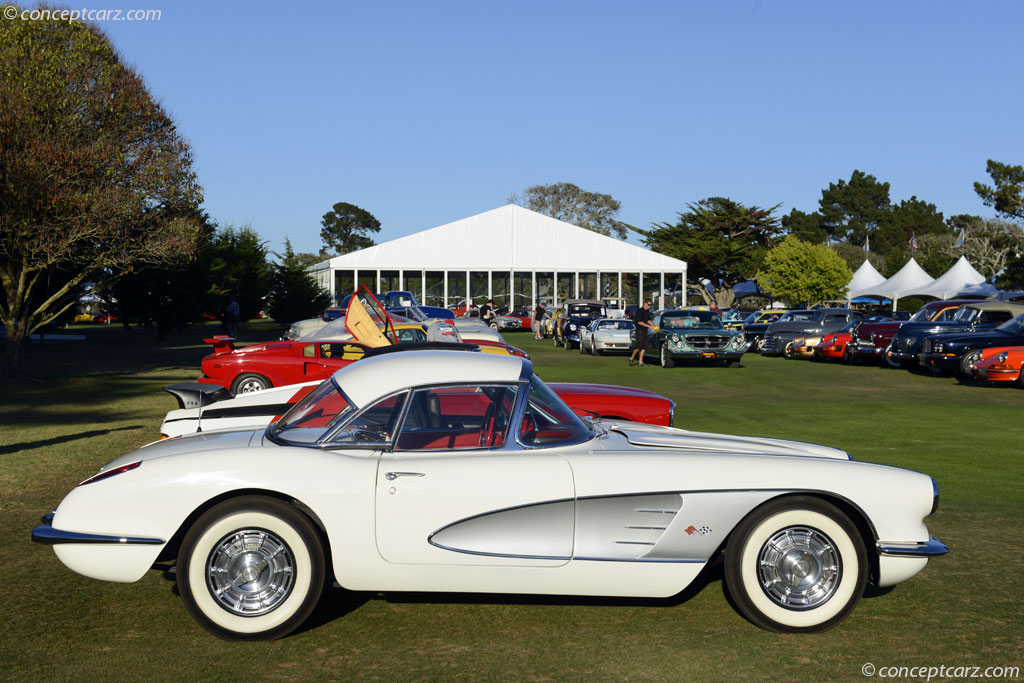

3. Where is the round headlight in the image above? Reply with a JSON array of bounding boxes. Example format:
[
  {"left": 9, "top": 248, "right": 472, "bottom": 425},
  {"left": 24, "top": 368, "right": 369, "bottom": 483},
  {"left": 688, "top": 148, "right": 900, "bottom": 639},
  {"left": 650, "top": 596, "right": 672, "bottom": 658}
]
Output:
[
  {"left": 998, "top": 352, "right": 1008, "bottom": 363},
  {"left": 568, "top": 323, "right": 577, "bottom": 331},
  {"left": 671, "top": 333, "right": 680, "bottom": 343}
]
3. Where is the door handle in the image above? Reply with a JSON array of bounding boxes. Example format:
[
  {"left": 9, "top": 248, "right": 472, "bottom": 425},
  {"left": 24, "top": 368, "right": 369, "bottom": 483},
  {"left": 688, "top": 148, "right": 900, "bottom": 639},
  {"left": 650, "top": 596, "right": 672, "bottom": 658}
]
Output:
[{"left": 385, "top": 471, "right": 425, "bottom": 481}]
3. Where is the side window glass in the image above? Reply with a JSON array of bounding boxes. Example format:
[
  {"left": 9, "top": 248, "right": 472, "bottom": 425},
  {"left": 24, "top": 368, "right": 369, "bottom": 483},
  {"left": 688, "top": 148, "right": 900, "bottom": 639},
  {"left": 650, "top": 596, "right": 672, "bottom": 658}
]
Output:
[
  {"left": 302, "top": 345, "right": 315, "bottom": 358},
  {"left": 980, "top": 311, "right": 1011, "bottom": 324},
  {"left": 396, "top": 385, "right": 517, "bottom": 451},
  {"left": 329, "top": 392, "right": 407, "bottom": 446}
]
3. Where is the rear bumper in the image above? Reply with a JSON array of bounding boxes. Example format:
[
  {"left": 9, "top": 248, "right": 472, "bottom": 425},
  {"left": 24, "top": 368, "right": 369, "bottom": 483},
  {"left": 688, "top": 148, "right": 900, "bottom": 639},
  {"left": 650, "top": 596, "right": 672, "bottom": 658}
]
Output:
[{"left": 32, "top": 512, "right": 164, "bottom": 546}]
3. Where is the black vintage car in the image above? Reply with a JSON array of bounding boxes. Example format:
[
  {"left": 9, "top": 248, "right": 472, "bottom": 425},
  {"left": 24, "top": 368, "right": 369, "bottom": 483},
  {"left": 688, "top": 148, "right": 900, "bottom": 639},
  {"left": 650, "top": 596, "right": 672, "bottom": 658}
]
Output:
[
  {"left": 886, "top": 302, "right": 1024, "bottom": 369},
  {"left": 554, "top": 299, "right": 607, "bottom": 349},
  {"left": 917, "top": 313, "right": 1024, "bottom": 377}
]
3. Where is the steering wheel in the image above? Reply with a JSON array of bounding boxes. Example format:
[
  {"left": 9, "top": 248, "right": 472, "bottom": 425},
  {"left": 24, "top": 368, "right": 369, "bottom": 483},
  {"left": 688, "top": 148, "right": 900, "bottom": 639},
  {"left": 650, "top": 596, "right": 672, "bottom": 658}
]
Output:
[{"left": 350, "top": 428, "right": 386, "bottom": 443}]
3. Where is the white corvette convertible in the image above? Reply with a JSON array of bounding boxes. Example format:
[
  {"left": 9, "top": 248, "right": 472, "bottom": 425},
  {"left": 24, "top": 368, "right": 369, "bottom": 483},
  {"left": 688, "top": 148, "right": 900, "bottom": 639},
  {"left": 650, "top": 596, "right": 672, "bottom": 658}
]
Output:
[{"left": 33, "top": 351, "right": 946, "bottom": 640}]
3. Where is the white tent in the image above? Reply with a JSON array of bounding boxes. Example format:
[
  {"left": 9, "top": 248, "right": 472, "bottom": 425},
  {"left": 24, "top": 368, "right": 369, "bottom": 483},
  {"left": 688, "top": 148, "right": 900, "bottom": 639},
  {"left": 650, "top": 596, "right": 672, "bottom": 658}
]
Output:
[
  {"left": 309, "top": 204, "right": 688, "bottom": 309},
  {"left": 845, "top": 260, "right": 886, "bottom": 298},
  {"left": 901, "top": 256, "right": 995, "bottom": 299},
  {"left": 849, "top": 258, "right": 934, "bottom": 310}
]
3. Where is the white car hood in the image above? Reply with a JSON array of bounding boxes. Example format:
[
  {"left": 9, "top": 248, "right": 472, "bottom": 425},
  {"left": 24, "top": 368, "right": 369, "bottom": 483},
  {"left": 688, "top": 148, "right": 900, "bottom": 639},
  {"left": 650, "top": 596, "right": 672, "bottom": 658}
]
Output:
[
  {"left": 606, "top": 422, "right": 850, "bottom": 460},
  {"left": 102, "top": 429, "right": 265, "bottom": 471}
]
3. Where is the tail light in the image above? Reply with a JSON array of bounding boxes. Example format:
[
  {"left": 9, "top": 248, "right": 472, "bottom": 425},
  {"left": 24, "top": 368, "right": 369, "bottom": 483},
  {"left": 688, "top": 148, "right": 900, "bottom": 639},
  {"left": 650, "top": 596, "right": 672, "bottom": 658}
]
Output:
[{"left": 80, "top": 461, "right": 141, "bottom": 486}]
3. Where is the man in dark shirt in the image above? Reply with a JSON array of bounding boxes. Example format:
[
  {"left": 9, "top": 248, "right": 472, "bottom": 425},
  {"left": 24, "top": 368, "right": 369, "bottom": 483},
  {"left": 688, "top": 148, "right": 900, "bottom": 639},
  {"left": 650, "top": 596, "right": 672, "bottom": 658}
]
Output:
[
  {"left": 533, "top": 303, "right": 546, "bottom": 339},
  {"left": 480, "top": 299, "right": 495, "bottom": 324},
  {"left": 629, "top": 299, "right": 654, "bottom": 366}
]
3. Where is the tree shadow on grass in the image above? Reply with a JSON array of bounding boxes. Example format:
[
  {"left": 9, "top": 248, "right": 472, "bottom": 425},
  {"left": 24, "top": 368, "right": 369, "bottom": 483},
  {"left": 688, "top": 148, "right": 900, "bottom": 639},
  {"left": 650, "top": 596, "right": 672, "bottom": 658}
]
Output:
[{"left": 0, "top": 424, "right": 143, "bottom": 455}]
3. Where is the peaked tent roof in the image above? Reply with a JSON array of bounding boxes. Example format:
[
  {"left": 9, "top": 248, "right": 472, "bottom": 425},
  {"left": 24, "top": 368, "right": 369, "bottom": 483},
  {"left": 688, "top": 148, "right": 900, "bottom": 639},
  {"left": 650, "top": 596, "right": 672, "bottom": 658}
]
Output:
[
  {"left": 901, "top": 256, "right": 995, "bottom": 299},
  {"left": 845, "top": 260, "right": 886, "bottom": 296},
  {"left": 849, "top": 257, "right": 934, "bottom": 299},
  {"left": 313, "top": 204, "right": 687, "bottom": 272}
]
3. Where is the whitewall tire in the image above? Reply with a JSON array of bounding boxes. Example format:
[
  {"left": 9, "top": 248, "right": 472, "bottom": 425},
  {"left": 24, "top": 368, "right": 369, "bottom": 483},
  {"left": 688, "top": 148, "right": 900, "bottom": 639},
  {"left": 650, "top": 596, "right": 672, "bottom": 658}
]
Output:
[
  {"left": 724, "top": 496, "right": 867, "bottom": 633},
  {"left": 178, "top": 496, "right": 325, "bottom": 641}
]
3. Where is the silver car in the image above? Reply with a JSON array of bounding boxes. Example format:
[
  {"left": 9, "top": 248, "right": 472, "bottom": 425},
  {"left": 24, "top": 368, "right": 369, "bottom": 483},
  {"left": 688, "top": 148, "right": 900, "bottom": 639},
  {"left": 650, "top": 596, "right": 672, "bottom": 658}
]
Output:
[{"left": 580, "top": 318, "right": 636, "bottom": 355}]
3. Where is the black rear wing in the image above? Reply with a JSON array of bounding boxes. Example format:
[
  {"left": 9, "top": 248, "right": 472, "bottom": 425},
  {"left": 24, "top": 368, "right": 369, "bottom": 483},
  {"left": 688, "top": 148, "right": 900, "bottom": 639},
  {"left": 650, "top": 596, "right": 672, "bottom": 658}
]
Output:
[{"left": 163, "top": 382, "right": 233, "bottom": 410}]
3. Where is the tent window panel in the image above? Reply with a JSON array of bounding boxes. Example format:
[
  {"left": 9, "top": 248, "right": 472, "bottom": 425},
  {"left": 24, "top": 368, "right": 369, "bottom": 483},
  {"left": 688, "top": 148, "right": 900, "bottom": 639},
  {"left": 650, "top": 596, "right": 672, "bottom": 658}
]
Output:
[
  {"left": 403, "top": 272, "right": 423, "bottom": 301},
  {"left": 334, "top": 271, "right": 355, "bottom": 305},
  {"left": 513, "top": 273, "right": 531, "bottom": 308},
  {"left": 536, "top": 273, "right": 554, "bottom": 305},
  {"left": 643, "top": 274, "right": 661, "bottom": 305},
  {"left": 664, "top": 274, "right": 684, "bottom": 309},
  {"left": 357, "top": 273, "right": 376, "bottom": 293},
  {"left": 492, "top": 271, "right": 510, "bottom": 308},
  {"left": 448, "top": 272, "right": 467, "bottom": 309},
  {"left": 425, "top": 272, "right": 444, "bottom": 307},
  {"left": 622, "top": 273, "right": 639, "bottom": 306},
  {"left": 557, "top": 274, "right": 574, "bottom": 303},
  {"left": 600, "top": 273, "right": 618, "bottom": 298},
  {"left": 470, "top": 271, "right": 488, "bottom": 305},
  {"left": 578, "top": 273, "right": 597, "bottom": 300},
  {"left": 379, "top": 270, "right": 400, "bottom": 294}
]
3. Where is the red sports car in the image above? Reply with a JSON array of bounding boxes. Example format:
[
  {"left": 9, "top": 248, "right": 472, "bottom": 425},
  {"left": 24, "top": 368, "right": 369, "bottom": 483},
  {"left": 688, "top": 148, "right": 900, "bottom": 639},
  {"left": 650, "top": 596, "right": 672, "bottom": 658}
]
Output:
[
  {"left": 812, "top": 321, "right": 860, "bottom": 362},
  {"left": 970, "top": 345, "right": 1024, "bottom": 386},
  {"left": 164, "top": 374, "right": 676, "bottom": 438}
]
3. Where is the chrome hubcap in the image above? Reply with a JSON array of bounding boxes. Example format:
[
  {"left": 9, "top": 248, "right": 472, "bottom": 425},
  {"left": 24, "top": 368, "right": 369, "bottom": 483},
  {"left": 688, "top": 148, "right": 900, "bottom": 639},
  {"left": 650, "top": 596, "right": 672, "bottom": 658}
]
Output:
[
  {"left": 207, "top": 529, "right": 295, "bottom": 616},
  {"left": 757, "top": 526, "right": 840, "bottom": 610},
  {"left": 239, "top": 380, "right": 263, "bottom": 393}
]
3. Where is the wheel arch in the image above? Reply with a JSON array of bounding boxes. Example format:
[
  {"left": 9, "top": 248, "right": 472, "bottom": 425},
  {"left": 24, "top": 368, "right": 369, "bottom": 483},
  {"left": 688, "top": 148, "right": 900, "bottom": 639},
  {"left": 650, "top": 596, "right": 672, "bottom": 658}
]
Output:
[
  {"left": 720, "top": 491, "right": 881, "bottom": 586},
  {"left": 157, "top": 488, "right": 335, "bottom": 583}
]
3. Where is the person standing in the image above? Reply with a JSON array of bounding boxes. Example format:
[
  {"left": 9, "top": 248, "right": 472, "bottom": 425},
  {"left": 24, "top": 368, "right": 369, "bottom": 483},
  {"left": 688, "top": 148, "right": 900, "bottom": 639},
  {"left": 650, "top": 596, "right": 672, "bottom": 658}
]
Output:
[
  {"left": 480, "top": 299, "right": 495, "bottom": 324},
  {"left": 629, "top": 299, "right": 654, "bottom": 366},
  {"left": 224, "top": 296, "right": 240, "bottom": 338},
  {"left": 533, "top": 302, "right": 546, "bottom": 339}
]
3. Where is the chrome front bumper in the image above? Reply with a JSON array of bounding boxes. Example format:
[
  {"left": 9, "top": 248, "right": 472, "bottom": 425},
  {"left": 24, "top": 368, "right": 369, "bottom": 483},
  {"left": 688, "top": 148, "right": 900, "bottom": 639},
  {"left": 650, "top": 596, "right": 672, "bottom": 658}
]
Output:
[
  {"left": 32, "top": 512, "right": 164, "bottom": 546},
  {"left": 877, "top": 536, "right": 949, "bottom": 557}
]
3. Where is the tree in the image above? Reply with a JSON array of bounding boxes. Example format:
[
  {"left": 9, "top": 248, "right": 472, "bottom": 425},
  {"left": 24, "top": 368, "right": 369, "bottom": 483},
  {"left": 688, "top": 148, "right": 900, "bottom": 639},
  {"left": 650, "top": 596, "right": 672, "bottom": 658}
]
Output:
[
  {"left": 320, "top": 203, "right": 380, "bottom": 255},
  {"left": 819, "top": 170, "right": 892, "bottom": 245},
  {"left": 756, "top": 236, "right": 852, "bottom": 307},
  {"left": 974, "top": 159, "right": 1024, "bottom": 222},
  {"left": 634, "top": 197, "right": 783, "bottom": 308},
  {"left": 206, "top": 226, "right": 273, "bottom": 321},
  {"left": 509, "top": 183, "right": 626, "bottom": 239},
  {"left": 782, "top": 209, "right": 827, "bottom": 244},
  {"left": 267, "top": 239, "right": 332, "bottom": 326},
  {"left": 0, "top": 12, "right": 202, "bottom": 379},
  {"left": 881, "top": 197, "right": 947, "bottom": 274},
  {"left": 294, "top": 249, "right": 335, "bottom": 269},
  {"left": 918, "top": 215, "right": 1024, "bottom": 280}
]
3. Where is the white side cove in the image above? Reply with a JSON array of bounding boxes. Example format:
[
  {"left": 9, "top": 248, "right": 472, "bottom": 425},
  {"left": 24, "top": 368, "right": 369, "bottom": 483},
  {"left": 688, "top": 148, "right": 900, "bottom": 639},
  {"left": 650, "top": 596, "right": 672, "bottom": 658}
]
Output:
[{"left": 609, "top": 423, "right": 851, "bottom": 460}]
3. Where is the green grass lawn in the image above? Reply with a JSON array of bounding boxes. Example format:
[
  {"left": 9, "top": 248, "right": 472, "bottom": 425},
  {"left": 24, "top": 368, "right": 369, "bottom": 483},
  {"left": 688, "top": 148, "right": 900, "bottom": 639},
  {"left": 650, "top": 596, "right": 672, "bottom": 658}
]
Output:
[{"left": 2, "top": 323, "right": 1022, "bottom": 681}]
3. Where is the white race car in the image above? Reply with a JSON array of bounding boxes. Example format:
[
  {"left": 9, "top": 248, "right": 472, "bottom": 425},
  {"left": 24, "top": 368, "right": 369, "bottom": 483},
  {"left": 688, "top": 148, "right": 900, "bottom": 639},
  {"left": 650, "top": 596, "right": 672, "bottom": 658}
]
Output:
[
  {"left": 33, "top": 351, "right": 946, "bottom": 640},
  {"left": 579, "top": 318, "right": 636, "bottom": 355}
]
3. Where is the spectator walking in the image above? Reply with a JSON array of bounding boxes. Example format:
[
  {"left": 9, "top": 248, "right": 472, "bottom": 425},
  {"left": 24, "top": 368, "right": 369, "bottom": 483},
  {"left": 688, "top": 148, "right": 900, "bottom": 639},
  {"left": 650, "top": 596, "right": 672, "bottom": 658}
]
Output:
[{"left": 629, "top": 299, "right": 654, "bottom": 366}]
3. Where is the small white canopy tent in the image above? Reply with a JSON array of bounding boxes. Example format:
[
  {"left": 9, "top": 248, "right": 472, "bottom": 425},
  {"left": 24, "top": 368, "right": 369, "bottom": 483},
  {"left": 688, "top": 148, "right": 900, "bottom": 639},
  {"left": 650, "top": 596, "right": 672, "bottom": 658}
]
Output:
[
  {"left": 849, "top": 258, "right": 934, "bottom": 310},
  {"left": 901, "top": 256, "right": 995, "bottom": 299},
  {"left": 845, "top": 260, "right": 886, "bottom": 298}
]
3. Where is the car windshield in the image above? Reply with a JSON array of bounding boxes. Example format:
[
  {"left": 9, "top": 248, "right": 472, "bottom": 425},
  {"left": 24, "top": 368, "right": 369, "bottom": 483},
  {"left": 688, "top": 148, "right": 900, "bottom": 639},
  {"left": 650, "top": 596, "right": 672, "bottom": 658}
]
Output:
[
  {"left": 597, "top": 320, "right": 634, "bottom": 330},
  {"left": 660, "top": 311, "right": 723, "bottom": 330},
  {"left": 839, "top": 320, "right": 860, "bottom": 333},
  {"left": 782, "top": 311, "right": 815, "bottom": 322},
  {"left": 909, "top": 306, "right": 939, "bottom": 321},
  {"left": 520, "top": 376, "right": 592, "bottom": 447},
  {"left": 271, "top": 378, "right": 354, "bottom": 444},
  {"left": 995, "top": 313, "right": 1024, "bottom": 335},
  {"left": 568, "top": 304, "right": 605, "bottom": 317}
]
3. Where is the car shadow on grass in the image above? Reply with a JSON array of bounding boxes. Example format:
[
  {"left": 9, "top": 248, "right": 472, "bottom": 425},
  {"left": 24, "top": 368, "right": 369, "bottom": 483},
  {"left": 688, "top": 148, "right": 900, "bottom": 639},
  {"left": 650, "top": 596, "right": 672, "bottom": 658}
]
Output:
[{"left": 0, "top": 424, "right": 144, "bottom": 455}]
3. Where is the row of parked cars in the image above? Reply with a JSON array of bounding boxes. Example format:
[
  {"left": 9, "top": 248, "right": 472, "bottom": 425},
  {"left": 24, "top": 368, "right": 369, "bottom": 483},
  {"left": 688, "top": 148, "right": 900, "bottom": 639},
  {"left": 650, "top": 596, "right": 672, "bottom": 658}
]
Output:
[{"left": 748, "top": 299, "right": 1024, "bottom": 387}]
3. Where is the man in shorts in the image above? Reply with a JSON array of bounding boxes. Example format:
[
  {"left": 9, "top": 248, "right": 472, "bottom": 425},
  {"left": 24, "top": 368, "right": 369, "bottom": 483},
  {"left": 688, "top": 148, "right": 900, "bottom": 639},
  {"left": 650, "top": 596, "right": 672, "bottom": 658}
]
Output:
[{"left": 629, "top": 299, "right": 654, "bottom": 367}]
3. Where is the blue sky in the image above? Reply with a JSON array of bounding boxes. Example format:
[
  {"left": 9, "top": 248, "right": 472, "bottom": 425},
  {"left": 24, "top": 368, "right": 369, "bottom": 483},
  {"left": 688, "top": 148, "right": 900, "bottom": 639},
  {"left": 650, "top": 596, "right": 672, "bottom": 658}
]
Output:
[{"left": 87, "top": 0, "right": 1024, "bottom": 255}]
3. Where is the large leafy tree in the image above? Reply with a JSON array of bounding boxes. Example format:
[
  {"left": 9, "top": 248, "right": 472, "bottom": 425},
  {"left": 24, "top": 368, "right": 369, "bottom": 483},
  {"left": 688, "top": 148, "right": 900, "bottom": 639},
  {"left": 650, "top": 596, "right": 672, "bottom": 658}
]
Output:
[
  {"left": 267, "top": 239, "right": 332, "bottom": 326},
  {"left": 320, "top": 202, "right": 381, "bottom": 255},
  {"left": 509, "top": 182, "right": 626, "bottom": 239},
  {"left": 0, "top": 12, "right": 202, "bottom": 379},
  {"left": 756, "top": 236, "right": 852, "bottom": 307},
  {"left": 635, "top": 197, "right": 783, "bottom": 308},
  {"left": 974, "top": 159, "right": 1024, "bottom": 222}
]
